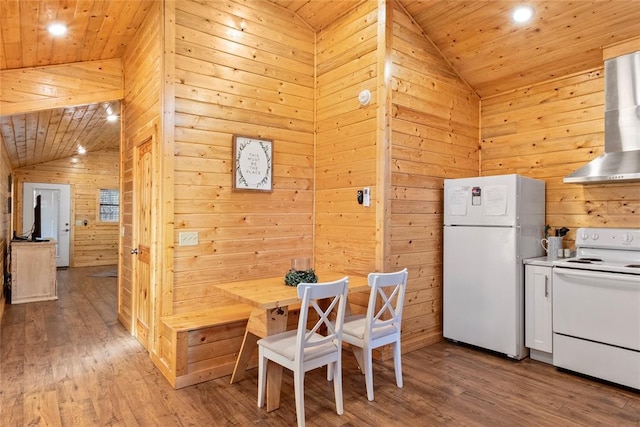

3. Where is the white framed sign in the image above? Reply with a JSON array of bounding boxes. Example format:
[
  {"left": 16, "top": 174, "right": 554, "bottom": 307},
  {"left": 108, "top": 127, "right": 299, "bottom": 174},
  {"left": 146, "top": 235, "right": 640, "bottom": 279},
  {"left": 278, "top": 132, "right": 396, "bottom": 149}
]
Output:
[{"left": 232, "top": 135, "right": 273, "bottom": 192}]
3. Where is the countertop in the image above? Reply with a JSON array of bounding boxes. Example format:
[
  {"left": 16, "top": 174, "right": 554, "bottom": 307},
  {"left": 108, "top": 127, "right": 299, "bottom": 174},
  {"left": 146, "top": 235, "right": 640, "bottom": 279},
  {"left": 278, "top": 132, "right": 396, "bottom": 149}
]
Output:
[{"left": 523, "top": 256, "right": 557, "bottom": 267}]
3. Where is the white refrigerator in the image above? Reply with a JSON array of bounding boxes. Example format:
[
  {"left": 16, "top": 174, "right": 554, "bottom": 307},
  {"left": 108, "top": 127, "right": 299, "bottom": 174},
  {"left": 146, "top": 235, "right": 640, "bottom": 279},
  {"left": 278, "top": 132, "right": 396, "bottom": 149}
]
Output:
[{"left": 443, "top": 174, "right": 545, "bottom": 359}]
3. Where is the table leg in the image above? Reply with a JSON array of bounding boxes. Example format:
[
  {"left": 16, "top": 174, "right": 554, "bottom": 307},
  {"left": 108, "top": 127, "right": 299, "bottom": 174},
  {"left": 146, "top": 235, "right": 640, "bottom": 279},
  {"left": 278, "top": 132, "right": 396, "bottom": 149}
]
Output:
[
  {"left": 351, "top": 345, "right": 365, "bottom": 373},
  {"left": 230, "top": 329, "right": 259, "bottom": 384},
  {"left": 231, "top": 306, "right": 288, "bottom": 412},
  {"left": 265, "top": 360, "right": 284, "bottom": 412},
  {"left": 344, "top": 301, "right": 365, "bottom": 372}
]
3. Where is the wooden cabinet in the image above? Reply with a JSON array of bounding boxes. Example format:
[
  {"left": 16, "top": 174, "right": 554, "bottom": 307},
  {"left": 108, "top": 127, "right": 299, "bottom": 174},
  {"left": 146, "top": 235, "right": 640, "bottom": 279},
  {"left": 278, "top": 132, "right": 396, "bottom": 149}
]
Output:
[
  {"left": 525, "top": 264, "right": 553, "bottom": 364},
  {"left": 11, "top": 240, "right": 57, "bottom": 304}
]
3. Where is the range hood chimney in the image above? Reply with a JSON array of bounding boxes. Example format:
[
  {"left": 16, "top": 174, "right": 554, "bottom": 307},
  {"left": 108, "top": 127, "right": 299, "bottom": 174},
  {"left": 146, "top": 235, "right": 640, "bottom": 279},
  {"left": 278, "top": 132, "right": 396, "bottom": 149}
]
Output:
[{"left": 564, "top": 50, "right": 640, "bottom": 184}]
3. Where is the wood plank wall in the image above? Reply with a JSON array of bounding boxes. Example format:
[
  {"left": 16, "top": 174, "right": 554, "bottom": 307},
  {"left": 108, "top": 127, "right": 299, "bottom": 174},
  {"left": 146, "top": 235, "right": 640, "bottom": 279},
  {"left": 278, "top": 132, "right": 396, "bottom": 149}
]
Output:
[
  {"left": 481, "top": 69, "right": 640, "bottom": 245},
  {"left": 120, "top": 0, "right": 162, "bottom": 331},
  {"left": 315, "top": 1, "right": 378, "bottom": 278},
  {"left": 12, "top": 149, "right": 119, "bottom": 267},
  {"left": 389, "top": 2, "right": 480, "bottom": 351},
  {"left": 315, "top": 1, "right": 481, "bottom": 353},
  {"left": 0, "top": 143, "right": 11, "bottom": 319},
  {"left": 172, "top": 0, "right": 316, "bottom": 313}
]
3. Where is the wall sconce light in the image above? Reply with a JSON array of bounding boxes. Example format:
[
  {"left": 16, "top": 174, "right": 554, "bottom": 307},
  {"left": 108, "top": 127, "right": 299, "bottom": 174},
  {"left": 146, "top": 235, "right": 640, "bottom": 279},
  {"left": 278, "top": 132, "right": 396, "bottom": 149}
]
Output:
[{"left": 358, "top": 89, "right": 371, "bottom": 106}]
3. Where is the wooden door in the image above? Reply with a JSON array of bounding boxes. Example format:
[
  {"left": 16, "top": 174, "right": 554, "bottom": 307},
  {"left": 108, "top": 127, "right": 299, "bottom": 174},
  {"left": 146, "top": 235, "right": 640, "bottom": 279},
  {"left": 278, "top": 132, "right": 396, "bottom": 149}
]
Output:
[{"left": 133, "top": 139, "right": 153, "bottom": 350}]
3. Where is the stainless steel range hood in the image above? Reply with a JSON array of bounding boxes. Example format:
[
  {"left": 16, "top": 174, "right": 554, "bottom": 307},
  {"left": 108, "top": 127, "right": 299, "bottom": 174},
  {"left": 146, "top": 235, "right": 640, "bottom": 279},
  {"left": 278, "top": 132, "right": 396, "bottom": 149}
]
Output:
[{"left": 564, "top": 50, "right": 640, "bottom": 184}]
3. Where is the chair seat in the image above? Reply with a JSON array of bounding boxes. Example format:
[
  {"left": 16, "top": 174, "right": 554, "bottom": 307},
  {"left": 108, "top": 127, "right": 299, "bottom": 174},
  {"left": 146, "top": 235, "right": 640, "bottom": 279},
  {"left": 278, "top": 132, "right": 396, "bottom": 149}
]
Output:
[
  {"left": 259, "top": 330, "right": 339, "bottom": 362},
  {"left": 342, "top": 315, "right": 399, "bottom": 341}
]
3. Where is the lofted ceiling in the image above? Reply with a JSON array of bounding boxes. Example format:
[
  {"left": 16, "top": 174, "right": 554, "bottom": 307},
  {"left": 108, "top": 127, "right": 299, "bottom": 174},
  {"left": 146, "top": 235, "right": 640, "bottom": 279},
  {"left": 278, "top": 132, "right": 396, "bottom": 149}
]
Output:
[
  {"left": 399, "top": 0, "right": 640, "bottom": 97},
  {"left": 2, "top": 0, "right": 640, "bottom": 168},
  {"left": 0, "top": 0, "right": 154, "bottom": 168},
  {"left": 276, "top": 0, "right": 640, "bottom": 96},
  {"left": 0, "top": 101, "right": 121, "bottom": 169}
]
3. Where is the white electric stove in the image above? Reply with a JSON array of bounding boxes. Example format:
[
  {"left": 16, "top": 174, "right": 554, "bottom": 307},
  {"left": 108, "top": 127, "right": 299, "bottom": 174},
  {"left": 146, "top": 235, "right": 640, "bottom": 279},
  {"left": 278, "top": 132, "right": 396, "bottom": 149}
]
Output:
[{"left": 552, "top": 227, "right": 640, "bottom": 390}]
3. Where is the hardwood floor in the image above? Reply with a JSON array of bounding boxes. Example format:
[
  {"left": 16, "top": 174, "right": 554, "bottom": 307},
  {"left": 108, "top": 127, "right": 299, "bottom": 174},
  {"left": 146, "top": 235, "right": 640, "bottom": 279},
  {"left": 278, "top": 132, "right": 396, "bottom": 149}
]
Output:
[{"left": 1, "top": 266, "right": 639, "bottom": 426}]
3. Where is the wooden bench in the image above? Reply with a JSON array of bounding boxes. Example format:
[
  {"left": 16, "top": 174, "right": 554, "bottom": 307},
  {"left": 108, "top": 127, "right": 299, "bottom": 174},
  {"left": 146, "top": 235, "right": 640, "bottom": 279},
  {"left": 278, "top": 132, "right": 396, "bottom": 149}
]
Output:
[{"left": 154, "top": 304, "right": 254, "bottom": 389}]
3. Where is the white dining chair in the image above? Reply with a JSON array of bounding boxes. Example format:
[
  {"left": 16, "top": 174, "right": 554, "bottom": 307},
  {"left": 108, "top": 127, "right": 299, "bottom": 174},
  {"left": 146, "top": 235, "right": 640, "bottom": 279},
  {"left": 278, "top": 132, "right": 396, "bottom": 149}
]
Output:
[
  {"left": 341, "top": 268, "right": 408, "bottom": 401},
  {"left": 257, "top": 277, "right": 349, "bottom": 427}
]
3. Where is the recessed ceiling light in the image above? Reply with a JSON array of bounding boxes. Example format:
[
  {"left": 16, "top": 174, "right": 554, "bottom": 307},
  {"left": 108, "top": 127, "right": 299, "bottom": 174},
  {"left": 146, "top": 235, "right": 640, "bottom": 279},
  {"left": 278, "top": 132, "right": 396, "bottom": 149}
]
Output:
[
  {"left": 47, "top": 23, "right": 67, "bottom": 36},
  {"left": 77, "top": 145, "right": 87, "bottom": 155},
  {"left": 512, "top": 6, "right": 534, "bottom": 23},
  {"left": 106, "top": 114, "right": 118, "bottom": 122}
]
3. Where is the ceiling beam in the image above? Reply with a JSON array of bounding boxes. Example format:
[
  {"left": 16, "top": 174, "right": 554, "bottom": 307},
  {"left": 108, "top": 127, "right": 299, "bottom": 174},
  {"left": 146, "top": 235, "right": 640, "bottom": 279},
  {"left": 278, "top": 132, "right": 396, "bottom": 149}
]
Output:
[{"left": 0, "top": 59, "right": 123, "bottom": 116}]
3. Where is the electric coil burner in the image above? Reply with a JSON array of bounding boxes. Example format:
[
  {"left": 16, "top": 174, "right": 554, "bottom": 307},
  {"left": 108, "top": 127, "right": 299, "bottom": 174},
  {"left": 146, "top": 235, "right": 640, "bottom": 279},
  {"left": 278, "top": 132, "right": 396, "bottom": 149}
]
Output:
[{"left": 552, "top": 227, "right": 640, "bottom": 390}]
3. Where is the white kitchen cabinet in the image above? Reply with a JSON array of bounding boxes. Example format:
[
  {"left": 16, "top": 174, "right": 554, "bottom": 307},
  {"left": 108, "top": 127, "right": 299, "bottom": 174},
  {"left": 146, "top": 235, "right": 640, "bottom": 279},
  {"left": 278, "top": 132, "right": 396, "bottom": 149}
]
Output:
[{"left": 525, "top": 263, "right": 553, "bottom": 363}]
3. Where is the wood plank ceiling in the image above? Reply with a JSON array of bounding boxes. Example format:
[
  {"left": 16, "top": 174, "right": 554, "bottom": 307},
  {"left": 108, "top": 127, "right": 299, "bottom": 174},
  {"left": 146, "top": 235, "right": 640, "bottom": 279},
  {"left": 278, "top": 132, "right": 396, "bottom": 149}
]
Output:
[
  {"left": 0, "top": 0, "right": 154, "bottom": 168},
  {"left": 2, "top": 0, "right": 640, "bottom": 168},
  {"left": 399, "top": 0, "right": 640, "bottom": 97},
  {"left": 0, "top": 101, "right": 121, "bottom": 168}
]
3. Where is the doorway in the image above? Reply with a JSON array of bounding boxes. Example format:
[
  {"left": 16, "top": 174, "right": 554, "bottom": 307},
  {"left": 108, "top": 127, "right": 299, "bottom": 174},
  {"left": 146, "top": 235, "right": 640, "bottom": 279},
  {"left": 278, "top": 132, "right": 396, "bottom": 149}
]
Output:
[{"left": 22, "top": 183, "right": 71, "bottom": 268}]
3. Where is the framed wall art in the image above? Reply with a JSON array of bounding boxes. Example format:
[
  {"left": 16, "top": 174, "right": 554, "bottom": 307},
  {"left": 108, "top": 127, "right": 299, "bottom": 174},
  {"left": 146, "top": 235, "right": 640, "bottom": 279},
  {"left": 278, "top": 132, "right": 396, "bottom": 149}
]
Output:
[{"left": 232, "top": 135, "right": 273, "bottom": 192}]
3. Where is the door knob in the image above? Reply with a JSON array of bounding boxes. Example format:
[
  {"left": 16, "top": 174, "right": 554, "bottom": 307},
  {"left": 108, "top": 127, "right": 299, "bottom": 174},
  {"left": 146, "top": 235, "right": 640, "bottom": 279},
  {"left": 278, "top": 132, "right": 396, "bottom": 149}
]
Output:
[{"left": 131, "top": 248, "right": 138, "bottom": 254}]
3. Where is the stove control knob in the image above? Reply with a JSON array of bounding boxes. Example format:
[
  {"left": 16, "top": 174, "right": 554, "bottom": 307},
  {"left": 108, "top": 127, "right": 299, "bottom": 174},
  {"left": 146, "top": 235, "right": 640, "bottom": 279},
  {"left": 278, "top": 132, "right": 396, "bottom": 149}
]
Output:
[
  {"left": 581, "top": 232, "right": 589, "bottom": 241},
  {"left": 622, "top": 233, "right": 633, "bottom": 243},
  {"left": 591, "top": 233, "right": 599, "bottom": 240}
]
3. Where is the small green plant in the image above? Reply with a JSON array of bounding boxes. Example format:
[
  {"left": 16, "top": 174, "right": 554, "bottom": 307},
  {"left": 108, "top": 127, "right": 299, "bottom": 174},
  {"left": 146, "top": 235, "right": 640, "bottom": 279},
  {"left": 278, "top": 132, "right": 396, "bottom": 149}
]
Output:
[{"left": 284, "top": 269, "right": 318, "bottom": 286}]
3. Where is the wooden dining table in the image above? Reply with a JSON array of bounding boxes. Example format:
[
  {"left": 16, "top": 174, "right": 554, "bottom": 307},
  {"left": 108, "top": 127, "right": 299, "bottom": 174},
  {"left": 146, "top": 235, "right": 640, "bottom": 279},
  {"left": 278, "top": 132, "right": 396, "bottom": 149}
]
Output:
[{"left": 215, "top": 270, "right": 370, "bottom": 412}]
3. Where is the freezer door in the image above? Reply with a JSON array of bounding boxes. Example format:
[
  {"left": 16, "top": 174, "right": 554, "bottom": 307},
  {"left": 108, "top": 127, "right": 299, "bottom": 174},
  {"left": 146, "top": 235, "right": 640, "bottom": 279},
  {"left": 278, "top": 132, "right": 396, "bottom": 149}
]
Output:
[
  {"left": 443, "top": 225, "right": 527, "bottom": 359},
  {"left": 444, "top": 173, "right": 545, "bottom": 228},
  {"left": 444, "top": 175, "right": 519, "bottom": 227}
]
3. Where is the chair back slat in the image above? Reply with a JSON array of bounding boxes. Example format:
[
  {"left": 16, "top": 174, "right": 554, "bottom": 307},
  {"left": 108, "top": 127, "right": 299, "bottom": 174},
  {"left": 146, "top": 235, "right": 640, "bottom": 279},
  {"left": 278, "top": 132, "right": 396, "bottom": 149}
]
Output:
[
  {"left": 296, "top": 277, "right": 349, "bottom": 359},
  {"left": 365, "top": 269, "right": 408, "bottom": 338}
]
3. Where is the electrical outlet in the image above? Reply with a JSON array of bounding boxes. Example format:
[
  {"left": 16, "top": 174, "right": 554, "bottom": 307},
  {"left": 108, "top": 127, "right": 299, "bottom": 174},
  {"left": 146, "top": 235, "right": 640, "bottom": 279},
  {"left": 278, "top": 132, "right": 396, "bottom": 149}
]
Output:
[{"left": 179, "top": 231, "right": 198, "bottom": 246}]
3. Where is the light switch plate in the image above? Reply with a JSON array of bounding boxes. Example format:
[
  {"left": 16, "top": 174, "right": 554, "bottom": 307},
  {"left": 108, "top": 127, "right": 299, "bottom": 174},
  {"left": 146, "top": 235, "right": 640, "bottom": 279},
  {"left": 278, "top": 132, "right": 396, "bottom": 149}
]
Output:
[
  {"left": 179, "top": 231, "right": 198, "bottom": 246},
  {"left": 363, "top": 187, "right": 370, "bottom": 207}
]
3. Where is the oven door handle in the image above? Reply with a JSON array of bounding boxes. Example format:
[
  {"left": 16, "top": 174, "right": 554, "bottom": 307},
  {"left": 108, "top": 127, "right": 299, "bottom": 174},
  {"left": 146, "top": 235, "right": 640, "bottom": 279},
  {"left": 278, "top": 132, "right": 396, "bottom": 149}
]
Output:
[{"left": 554, "top": 268, "right": 640, "bottom": 288}]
